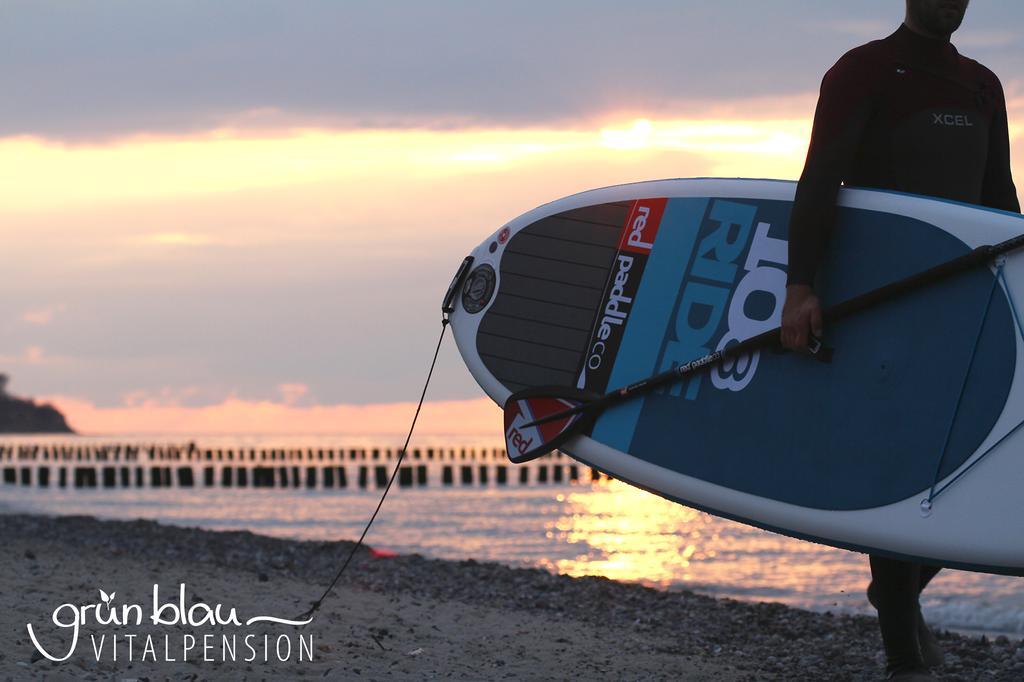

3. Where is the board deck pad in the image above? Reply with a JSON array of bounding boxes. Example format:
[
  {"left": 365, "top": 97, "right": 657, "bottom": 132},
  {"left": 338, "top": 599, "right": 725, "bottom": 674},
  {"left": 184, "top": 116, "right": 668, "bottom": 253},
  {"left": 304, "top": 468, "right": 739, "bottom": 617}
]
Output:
[
  {"left": 476, "top": 202, "right": 631, "bottom": 392},
  {"left": 451, "top": 179, "right": 1024, "bottom": 572}
]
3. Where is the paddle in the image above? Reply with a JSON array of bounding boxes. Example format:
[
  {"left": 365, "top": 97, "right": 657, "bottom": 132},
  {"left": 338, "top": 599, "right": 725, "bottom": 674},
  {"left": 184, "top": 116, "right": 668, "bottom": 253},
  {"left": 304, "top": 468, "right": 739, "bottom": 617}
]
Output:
[{"left": 502, "top": 231, "right": 1024, "bottom": 463}]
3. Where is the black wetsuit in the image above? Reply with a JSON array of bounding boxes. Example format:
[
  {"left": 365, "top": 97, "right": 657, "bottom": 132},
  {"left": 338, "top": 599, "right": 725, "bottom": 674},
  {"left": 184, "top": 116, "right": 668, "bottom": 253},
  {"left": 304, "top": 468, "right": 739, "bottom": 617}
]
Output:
[
  {"left": 786, "top": 24, "right": 1019, "bottom": 675},
  {"left": 789, "top": 23, "right": 1018, "bottom": 285}
]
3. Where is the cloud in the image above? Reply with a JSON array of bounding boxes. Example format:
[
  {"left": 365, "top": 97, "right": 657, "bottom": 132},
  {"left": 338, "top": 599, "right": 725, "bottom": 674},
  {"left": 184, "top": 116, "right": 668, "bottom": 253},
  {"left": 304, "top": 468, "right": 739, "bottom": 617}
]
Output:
[
  {"left": 21, "top": 304, "right": 66, "bottom": 325},
  {"left": 0, "top": 346, "right": 68, "bottom": 366},
  {"left": 808, "top": 18, "right": 892, "bottom": 40},
  {"left": 0, "top": 115, "right": 813, "bottom": 213},
  {"left": 120, "top": 386, "right": 207, "bottom": 408},
  {"left": 6, "top": 0, "right": 984, "bottom": 141},
  {"left": 805, "top": 20, "right": 1023, "bottom": 56},
  {"left": 2, "top": 0, "right": 1019, "bottom": 412},
  {"left": 278, "top": 383, "right": 310, "bottom": 406},
  {"left": 0, "top": 114, "right": 815, "bottom": 408},
  {"left": 955, "top": 30, "right": 1018, "bottom": 50},
  {"left": 43, "top": 394, "right": 502, "bottom": 436},
  {"left": 145, "top": 233, "right": 216, "bottom": 246}
]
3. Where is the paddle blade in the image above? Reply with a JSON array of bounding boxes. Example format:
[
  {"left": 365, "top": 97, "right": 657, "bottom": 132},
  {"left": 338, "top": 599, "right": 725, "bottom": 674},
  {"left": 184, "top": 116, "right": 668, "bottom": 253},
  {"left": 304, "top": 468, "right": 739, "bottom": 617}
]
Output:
[{"left": 502, "top": 387, "right": 598, "bottom": 463}]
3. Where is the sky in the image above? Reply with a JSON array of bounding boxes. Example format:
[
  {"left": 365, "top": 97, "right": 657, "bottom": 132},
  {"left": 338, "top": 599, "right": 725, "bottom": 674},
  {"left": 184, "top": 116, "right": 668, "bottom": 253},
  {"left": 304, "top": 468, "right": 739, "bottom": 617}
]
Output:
[{"left": 2, "top": 0, "right": 1023, "bottom": 434}]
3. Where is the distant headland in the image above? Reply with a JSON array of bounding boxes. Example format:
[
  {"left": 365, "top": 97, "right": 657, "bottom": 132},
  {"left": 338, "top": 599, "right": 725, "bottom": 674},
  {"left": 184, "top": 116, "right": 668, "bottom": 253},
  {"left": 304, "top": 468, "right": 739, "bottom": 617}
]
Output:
[{"left": 0, "top": 374, "right": 74, "bottom": 433}]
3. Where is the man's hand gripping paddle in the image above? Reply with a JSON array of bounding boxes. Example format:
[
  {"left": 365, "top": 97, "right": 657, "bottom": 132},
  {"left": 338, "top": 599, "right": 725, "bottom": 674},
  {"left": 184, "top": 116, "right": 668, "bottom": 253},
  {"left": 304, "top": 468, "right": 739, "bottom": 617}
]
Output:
[{"left": 503, "top": 231, "right": 1024, "bottom": 462}]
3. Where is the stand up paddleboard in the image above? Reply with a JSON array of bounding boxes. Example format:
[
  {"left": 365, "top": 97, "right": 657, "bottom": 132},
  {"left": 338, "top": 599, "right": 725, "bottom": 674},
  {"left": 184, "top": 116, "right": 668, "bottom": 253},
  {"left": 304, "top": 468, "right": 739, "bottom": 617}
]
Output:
[{"left": 445, "top": 178, "right": 1024, "bottom": 574}]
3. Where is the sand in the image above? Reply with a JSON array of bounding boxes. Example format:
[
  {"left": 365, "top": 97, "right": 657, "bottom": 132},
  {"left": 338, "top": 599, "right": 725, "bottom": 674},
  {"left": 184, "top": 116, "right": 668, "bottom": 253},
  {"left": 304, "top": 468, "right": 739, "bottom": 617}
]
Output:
[{"left": 0, "top": 513, "right": 1021, "bottom": 681}]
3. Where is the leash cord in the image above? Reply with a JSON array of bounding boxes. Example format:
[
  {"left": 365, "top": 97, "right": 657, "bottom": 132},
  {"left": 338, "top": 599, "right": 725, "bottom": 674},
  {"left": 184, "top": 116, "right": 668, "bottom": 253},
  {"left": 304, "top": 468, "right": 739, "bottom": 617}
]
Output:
[{"left": 295, "top": 317, "right": 449, "bottom": 620}]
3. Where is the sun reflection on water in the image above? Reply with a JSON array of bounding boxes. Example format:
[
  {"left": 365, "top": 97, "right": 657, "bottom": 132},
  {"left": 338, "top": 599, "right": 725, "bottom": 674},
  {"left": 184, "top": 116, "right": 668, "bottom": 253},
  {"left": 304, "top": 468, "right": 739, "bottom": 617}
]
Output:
[
  {"left": 538, "top": 480, "right": 724, "bottom": 587},
  {"left": 3, "top": 464, "right": 1023, "bottom": 634},
  {"left": 535, "top": 479, "right": 869, "bottom": 608}
]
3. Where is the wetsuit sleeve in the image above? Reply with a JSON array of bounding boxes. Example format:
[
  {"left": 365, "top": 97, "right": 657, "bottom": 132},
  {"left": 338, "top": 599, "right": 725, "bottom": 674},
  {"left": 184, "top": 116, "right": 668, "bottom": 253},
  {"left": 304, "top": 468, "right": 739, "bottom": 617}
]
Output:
[
  {"left": 787, "top": 54, "right": 875, "bottom": 286},
  {"left": 981, "top": 78, "right": 1020, "bottom": 213}
]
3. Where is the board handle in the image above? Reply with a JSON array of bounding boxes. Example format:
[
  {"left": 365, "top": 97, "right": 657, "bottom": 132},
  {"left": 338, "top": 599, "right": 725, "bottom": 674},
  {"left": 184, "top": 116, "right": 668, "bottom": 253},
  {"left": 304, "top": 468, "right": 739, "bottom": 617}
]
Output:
[{"left": 442, "top": 256, "right": 475, "bottom": 316}]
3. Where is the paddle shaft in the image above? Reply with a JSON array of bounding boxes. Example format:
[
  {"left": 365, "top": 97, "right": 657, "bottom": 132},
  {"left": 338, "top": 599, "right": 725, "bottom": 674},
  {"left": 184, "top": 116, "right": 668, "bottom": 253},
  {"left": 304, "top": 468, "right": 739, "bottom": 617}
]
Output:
[{"left": 524, "top": 231, "right": 1024, "bottom": 428}]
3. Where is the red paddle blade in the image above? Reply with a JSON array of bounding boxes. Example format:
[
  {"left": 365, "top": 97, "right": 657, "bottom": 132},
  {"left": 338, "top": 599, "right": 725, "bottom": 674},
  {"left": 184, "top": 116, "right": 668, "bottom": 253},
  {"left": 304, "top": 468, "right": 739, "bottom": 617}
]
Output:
[{"left": 502, "top": 390, "right": 592, "bottom": 463}]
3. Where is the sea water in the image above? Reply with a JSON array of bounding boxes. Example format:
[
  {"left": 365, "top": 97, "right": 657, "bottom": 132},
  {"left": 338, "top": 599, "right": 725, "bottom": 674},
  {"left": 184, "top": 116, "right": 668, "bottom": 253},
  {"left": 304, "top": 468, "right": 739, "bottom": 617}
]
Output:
[{"left": 1, "top": 433, "right": 1022, "bottom": 638}]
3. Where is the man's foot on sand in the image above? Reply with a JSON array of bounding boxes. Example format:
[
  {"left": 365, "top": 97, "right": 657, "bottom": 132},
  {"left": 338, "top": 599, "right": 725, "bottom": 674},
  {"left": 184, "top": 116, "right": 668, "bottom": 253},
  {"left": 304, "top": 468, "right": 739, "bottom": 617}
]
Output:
[
  {"left": 867, "top": 581, "right": 944, "bottom": 668},
  {"left": 915, "top": 607, "right": 944, "bottom": 668}
]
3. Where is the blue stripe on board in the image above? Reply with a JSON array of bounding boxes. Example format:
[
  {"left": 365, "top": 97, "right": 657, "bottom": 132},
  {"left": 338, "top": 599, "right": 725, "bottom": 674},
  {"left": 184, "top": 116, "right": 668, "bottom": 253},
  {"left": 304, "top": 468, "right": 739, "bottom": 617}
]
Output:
[
  {"left": 591, "top": 198, "right": 708, "bottom": 451},
  {"left": 621, "top": 203, "right": 1016, "bottom": 511}
]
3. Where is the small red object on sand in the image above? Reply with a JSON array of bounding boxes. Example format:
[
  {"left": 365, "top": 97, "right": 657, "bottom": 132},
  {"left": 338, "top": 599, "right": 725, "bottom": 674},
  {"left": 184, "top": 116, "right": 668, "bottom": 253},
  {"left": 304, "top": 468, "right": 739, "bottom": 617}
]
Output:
[{"left": 369, "top": 547, "right": 399, "bottom": 558}]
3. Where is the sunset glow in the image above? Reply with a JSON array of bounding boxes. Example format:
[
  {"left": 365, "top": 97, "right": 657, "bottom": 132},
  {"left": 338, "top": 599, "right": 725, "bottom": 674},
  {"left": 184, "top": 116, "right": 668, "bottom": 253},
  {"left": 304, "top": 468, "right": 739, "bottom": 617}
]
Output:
[
  {"left": 3, "top": 0, "right": 1023, "bottom": 435},
  {"left": 42, "top": 394, "right": 502, "bottom": 436},
  {"left": 5, "top": 104, "right": 1023, "bottom": 433},
  {"left": 1, "top": 116, "right": 815, "bottom": 213}
]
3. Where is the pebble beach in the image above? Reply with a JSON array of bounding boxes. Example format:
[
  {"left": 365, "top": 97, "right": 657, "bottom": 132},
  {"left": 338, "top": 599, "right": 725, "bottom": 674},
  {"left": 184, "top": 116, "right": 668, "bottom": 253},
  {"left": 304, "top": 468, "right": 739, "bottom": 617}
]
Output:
[{"left": 0, "top": 513, "right": 1022, "bottom": 680}]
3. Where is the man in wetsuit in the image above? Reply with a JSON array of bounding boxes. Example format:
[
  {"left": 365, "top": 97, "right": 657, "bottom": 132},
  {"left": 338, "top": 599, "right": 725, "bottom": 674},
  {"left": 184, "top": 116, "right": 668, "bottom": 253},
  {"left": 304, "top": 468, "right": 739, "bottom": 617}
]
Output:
[{"left": 780, "top": 1, "right": 1018, "bottom": 680}]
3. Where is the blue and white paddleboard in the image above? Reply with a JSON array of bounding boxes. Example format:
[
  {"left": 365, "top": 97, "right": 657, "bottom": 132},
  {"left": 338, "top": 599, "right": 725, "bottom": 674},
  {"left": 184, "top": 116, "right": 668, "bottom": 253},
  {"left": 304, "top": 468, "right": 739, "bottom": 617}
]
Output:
[{"left": 448, "top": 178, "right": 1024, "bottom": 574}]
